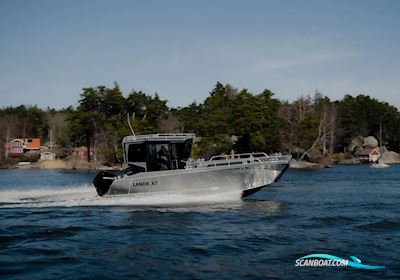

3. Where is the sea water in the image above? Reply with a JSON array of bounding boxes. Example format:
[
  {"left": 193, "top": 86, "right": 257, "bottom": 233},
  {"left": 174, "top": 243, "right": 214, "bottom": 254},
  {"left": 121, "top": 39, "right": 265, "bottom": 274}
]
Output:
[{"left": 0, "top": 165, "right": 399, "bottom": 279}]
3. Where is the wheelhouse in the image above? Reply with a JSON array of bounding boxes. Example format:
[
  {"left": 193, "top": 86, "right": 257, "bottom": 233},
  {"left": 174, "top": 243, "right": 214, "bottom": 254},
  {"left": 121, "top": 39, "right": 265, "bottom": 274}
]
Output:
[{"left": 122, "top": 133, "right": 195, "bottom": 173}]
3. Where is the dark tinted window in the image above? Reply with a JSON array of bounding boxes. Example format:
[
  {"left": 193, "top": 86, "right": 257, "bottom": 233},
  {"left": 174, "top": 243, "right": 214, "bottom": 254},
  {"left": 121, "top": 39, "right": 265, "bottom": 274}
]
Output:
[
  {"left": 175, "top": 140, "right": 193, "bottom": 169},
  {"left": 176, "top": 140, "right": 192, "bottom": 159},
  {"left": 127, "top": 143, "right": 146, "bottom": 162}
]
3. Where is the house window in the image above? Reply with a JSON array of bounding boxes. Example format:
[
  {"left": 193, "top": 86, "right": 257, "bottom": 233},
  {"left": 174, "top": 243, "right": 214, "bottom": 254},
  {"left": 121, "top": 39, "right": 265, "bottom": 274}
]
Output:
[{"left": 12, "top": 142, "right": 20, "bottom": 147}]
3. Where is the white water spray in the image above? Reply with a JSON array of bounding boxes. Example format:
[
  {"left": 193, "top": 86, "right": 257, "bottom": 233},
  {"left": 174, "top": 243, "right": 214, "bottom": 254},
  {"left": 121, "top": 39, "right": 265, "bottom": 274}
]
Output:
[{"left": 0, "top": 184, "right": 242, "bottom": 208}]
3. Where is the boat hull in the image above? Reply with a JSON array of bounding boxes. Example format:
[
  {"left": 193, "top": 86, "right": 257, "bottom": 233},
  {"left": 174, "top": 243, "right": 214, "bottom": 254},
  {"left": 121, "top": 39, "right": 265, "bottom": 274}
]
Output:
[{"left": 103, "top": 161, "right": 289, "bottom": 197}]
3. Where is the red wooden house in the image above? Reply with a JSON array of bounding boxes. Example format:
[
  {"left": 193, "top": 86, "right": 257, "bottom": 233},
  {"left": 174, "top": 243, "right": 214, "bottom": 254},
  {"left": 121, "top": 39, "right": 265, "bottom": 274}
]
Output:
[{"left": 4, "top": 138, "right": 41, "bottom": 156}]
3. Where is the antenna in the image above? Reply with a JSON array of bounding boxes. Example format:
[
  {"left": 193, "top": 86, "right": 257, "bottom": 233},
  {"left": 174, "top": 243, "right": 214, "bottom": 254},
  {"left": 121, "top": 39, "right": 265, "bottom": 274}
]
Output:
[
  {"left": 49, "top": 129, "right": 53, "bottom": 150},
  {"left": 127, "top": 113, "right": 136, "bottom": 136}
]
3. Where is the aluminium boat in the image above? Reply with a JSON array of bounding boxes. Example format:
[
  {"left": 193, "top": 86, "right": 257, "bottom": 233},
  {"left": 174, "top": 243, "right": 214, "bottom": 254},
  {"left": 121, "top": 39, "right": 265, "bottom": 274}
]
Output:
[{"left": 93, "top": 133, "right": 291, "bottom": 198}]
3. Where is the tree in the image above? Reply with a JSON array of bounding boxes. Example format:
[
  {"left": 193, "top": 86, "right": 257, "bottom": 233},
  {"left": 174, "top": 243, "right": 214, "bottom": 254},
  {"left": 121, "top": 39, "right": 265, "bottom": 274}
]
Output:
[
  {"left": 336, "top": 94, "right": 400, "bottom": 151},
  {"left": 68, "top": 87, "right": 105, "bottom": 162}
]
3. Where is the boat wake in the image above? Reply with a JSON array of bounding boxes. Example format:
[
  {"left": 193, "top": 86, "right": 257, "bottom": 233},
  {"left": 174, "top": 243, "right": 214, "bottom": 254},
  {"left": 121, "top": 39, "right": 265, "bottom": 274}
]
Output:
[{"left": 0, "top": 184, "right": 243, "bottom": 208}]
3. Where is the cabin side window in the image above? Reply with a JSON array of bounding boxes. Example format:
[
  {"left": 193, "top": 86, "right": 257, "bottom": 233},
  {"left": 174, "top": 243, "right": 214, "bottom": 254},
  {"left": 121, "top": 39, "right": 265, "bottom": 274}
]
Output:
[
  {"left": 171, "top": 140, "right": 192, "bottom": 169},
  {"left": 147, "top": 143, "right": 171, "bottom": 171}
]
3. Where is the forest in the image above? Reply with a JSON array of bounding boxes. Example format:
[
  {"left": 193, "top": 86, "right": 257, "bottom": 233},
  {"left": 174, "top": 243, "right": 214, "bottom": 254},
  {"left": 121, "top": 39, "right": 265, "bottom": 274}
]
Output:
[{"left": 1, "top": 82, "right": 400, "bottom": 166}]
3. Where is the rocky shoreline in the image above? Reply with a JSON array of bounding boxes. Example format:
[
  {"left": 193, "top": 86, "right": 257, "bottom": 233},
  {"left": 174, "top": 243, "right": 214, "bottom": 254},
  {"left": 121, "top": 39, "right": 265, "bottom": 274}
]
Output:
[
  {"left": 289, "top": 159, "right": 324, "bottom": 169},
  {"left": 3, "top": 158, "right": 397, "bottom": 171},
  {"left": 289, "top": 135, "right": 400, "bottom": 169},
  {"left": 0, "top": 159, "right": 123, "bottom": 171},
  {"left": 2, "top": 143, "right": 400, "bottom": 171}
]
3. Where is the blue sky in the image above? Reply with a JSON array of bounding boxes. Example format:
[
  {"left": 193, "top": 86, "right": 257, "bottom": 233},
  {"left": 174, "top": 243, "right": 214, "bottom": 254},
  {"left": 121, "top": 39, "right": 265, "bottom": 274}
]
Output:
[{"left": 0, "top": 0, "right": 399, "bottom": 108}]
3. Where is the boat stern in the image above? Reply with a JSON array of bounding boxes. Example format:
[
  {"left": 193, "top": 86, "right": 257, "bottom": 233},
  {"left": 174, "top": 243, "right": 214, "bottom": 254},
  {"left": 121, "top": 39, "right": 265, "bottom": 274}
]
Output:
[{"left": 93, "top": 171, "right": 118, "bottom": 196}]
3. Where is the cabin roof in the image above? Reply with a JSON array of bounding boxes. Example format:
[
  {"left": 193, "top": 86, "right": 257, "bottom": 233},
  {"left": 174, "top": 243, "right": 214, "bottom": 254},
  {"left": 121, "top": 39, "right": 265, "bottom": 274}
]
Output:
[
  {"left": 358, "top": 147, "right": 380, "bottom": 156},
  {"left": 25, "top": 138, "right": 41, "bottom": 149},
  {"left": 40, "top": 151, "right": 56, "bottom": 155},
  {"left": 123, "top": 133, "right": 195, "bottom": 144}
]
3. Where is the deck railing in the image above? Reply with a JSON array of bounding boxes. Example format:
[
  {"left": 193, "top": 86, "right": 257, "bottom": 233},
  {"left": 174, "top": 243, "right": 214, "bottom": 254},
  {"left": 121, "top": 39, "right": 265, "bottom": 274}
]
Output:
[
  {"left": 123, "top": 133, "right": 195, "bottom": 143},
  {"left": 185, "top": 153, "right": 291, "bottom": 169}
]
